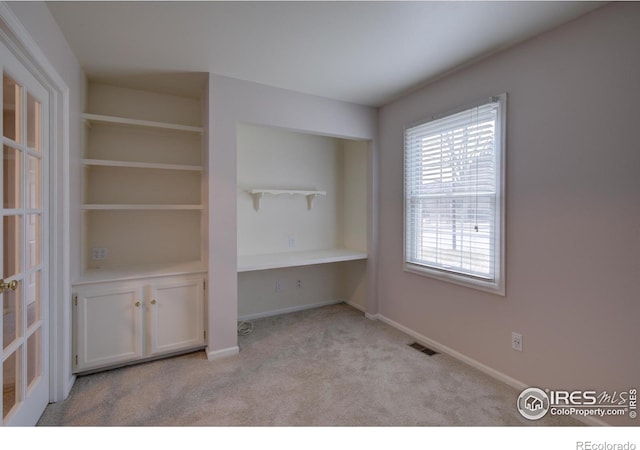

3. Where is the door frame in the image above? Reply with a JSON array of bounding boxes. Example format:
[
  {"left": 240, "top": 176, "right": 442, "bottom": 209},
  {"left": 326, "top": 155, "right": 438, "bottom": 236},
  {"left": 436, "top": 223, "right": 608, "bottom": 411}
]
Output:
[{"left": 0, "top": 3, "right": 73, "bottom": 405}]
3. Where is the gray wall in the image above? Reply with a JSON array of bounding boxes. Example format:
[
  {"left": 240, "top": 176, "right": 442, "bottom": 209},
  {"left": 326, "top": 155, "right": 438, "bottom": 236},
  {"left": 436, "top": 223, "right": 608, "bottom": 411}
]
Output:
[{"left": 377, "top": 2, "right": 639, "bottom": 425}]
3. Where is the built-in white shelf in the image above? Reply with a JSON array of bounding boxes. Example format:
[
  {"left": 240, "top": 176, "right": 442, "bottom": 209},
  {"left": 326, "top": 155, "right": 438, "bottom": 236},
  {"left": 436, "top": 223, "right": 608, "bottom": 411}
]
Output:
[
  {"left": 248, "top": 189, "right": 327, "bottom": 211},
  {"left": 75, "top": 260, "right": 206, "bottom": 285},
  {"left": 82, "top": 204, "right": 203, "bottom": 211},
  {"left": 82, "top": 113, "right": 203, "bottom": 134},
  {"left": 82, "top": 159, "right": 203, "bottom": 172},
  {"left": 238, "top": 248, "right": 367, "bottom": 272}
]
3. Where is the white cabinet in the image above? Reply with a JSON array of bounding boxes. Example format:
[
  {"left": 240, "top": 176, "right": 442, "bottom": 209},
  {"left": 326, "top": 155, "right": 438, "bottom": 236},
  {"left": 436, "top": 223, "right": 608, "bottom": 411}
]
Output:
[
  {"left": 73, "top": 275, "right": 205, "bottom": 373},
  {"left": 146, "top": 277, "right": 205, "bottom": 356},
  {"left": 74, "top": 284, "right": 144, "bottom": 371}
]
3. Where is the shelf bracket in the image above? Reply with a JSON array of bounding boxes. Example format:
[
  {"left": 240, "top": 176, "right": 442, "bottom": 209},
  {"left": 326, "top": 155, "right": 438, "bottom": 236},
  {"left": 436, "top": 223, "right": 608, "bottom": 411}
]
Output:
[
  {"left": 306, "top": 193, "right": 319, "bottom": 210},
  {"left": 251, "top": 192, "right": 263, "bottom": 211}
]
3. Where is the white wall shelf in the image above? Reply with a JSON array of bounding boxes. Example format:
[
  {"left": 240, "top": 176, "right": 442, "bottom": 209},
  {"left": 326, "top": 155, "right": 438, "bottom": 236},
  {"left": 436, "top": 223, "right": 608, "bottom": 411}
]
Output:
[
  {"left": 82, "top": 112, "right": 203, "bottom": 134},
  {"left": 238, "top": 248, "right": 367, "bottom": 272},
  {"left": 82, "top": 204, "right": 203, "bottom": 211},
  {"left": 82, "top": 159, "right": 202, "bottom": 172},
  {"left": 248, "top": 189, "right": 327, "bottom": 211}
]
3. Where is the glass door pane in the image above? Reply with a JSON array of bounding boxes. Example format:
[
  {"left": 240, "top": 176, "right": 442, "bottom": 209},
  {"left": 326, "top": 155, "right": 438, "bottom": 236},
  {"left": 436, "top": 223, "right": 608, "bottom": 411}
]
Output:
[
  {"left": 26, "top": 94, "right": 41, "bottom": 151},
  {"left": 3, "top": 145, "right": 22, "bottom": 209},
  {"left": 26, "top": 271, "right": 40, "bottom": 329},
  {"left": 2, "top": 286, "right": 19, "bottom": 350},
  {"left": 26, "top": 214, "right": 41, "bottom": 269},
  {"left": 2, "top": 75, "right": 21, "bottom": 143},
  {"left": 2, "top": 351, "right": 17, "bottom": 420},
  {"left": 3, "top": 215, "right": 21, "bottom": 279},
  {"left": 26, "top": 155, "right": 40, "bottom": 209},
  {"left": 26, "top": 330, "right": 40, "bottom": 389}
]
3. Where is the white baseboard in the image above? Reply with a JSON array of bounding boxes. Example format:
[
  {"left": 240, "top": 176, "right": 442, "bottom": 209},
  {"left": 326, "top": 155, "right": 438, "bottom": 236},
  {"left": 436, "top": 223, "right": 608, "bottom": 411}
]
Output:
[
  {"left": 238, "top": 299, "right": 344, "bottom": 322},
  {"left": 64, "top": 375, "right": 76, "bottom": 400},
  {"left": 376, "top": 313, "right": 607, "bottom": 427},
  {"left": 365, "top": 312, "right": 380, "bottom": 320},
  {"left": 206, "top": 346, "right": 239, "bottom": 361}
]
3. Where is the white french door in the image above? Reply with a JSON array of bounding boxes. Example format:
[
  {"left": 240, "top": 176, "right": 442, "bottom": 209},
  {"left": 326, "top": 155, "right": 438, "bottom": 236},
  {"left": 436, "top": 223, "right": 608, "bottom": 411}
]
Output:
[{"left": 1, "top": 38, "right": 49, "bottom": 426}]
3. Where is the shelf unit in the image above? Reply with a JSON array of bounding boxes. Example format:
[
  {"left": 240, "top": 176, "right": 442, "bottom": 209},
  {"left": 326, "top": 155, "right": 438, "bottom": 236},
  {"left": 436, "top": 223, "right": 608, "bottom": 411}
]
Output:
[
  {"left": 78, "top": 81, "right": 206, "bottom": 280},
  {"left": 81, "top": 159, "right": 203, "bottom": 172},
  {"left": 81, "top": 204, "right": 203, "bottom": 211},
  {"left": 73, "top": 81, "right": 207, "bottom": 373},
  {"left": 82, "top": 112, "right": 204, "bottom": 134},
  {"left": 238, "top": 248, "right": 367, "bottom": 272},
  {"left": 248, "top": 189, "right": 326, "bottom": 211}
]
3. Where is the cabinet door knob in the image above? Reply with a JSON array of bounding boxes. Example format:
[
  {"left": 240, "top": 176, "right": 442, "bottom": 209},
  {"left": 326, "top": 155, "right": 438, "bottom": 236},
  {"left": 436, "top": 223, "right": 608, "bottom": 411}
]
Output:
[
  {"left": 150, "top": 299, "right": 157, "bottom": 305},
  {"left": 135, "top": 301, "right": 141, "bottom": 307}
]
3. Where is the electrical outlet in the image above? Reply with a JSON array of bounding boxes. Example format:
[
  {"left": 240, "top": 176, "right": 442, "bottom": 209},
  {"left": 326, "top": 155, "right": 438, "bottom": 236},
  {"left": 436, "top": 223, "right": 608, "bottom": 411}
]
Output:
[
  {"left": 288, "top": 235, "right": 296, "bottom": 249},
  {"left": 91, "top": 247, "right": 108, "bottom": 260},
  {"left": 275, "top": 280, "right": 284, "bottom": 292},
  {"left": 296, "top": 280, "right": 302, "bottom": 289},
  {"left": 512, "top": 332, "right": 523, "bottom": 352}
]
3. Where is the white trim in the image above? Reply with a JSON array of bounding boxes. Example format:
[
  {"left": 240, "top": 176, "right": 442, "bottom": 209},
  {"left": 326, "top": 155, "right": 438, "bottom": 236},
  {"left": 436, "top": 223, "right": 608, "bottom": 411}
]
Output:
[
  {"left": 375, "top": 313, "right": 607, "bottom": 426},
  {"left": 238, "top": 299, "right": 343, "bottom": 322},
  {"left": 0, "top": 2, "right": 73, "bottom": 403},
  {"left": 364, "top": 312, "right": 380, "bottom": 321},
  {"left": 403, "top": 93, "right": 507, "bottom": 297},
  {"left": 206, "top": 346, "right": 239, "bottom": 361}
]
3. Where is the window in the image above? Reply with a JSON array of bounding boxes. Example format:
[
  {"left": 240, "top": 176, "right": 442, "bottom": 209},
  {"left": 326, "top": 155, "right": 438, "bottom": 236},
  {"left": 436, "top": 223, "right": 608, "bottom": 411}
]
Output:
[{"left": 404, "top": 94, "right": 506, "bottom": 295}]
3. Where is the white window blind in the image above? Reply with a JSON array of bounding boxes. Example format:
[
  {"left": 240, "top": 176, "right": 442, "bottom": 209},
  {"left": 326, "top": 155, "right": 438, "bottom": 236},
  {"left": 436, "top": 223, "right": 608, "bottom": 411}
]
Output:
[{"left": 404, "top": 95, "right": 505, "bottom": 294}]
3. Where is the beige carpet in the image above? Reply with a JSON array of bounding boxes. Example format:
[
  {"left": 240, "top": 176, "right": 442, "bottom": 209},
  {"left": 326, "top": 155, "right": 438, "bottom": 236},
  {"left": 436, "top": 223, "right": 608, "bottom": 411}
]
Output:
[{"left": 37, "top": 303, "right": 581, "bottom": 426}]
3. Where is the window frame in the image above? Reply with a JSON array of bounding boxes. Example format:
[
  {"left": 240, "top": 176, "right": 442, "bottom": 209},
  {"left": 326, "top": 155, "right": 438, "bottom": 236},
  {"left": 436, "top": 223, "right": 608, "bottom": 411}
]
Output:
[{"left": 403, "top": 94, "right": 507, "bottom": 296}]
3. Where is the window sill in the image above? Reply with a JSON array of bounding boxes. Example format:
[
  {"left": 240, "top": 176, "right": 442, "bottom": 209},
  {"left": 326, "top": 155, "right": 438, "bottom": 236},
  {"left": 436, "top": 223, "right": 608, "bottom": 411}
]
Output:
[{"left": 404, "top": 263, "right": 505, "bottom": 296}]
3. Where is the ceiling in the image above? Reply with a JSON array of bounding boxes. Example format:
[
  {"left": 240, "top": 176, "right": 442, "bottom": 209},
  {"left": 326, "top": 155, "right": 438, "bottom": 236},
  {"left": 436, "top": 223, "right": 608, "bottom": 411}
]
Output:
[{"left": 46, "top": 1, "right": 605, "bottom": 106}]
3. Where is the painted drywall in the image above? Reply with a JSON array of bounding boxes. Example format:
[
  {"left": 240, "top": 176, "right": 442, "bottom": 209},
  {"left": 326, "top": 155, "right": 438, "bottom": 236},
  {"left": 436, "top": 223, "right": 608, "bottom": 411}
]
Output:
[
  {"left": 86, "top": 82, "right": 201, "bottom": 127},
  {"left": 238, "top": 264, "right": 343, "bottom": 319},
  {"left": 237, "top": 124, "right": 344, "bottom": 255},
  {"left": 207, "top": 75, "right": 377, "bottom": 356},
  {"left": 343, "top": 140, "right": 368, "bottom": 253},
  {"left": 6, "top": 1, "right": 85, "bottom": 401},
  {"left": 377, "top": 2, "right": 639, "bottom": 425}
]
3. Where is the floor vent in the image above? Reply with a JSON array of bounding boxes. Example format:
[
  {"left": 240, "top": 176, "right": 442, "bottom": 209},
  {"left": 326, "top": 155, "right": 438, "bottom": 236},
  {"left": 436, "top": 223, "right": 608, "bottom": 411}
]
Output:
[{"left": 408, "top": 342, "right": 439, "bottom": 356}]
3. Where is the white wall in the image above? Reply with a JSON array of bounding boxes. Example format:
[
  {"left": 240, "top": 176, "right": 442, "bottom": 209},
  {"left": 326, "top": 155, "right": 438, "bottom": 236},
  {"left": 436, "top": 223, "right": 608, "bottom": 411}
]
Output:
[
  {"left": 207, "top": 75, "right": 377, "bottom": 357},
  {"left": 6, "top": 1, "right": 85, "bottom": 400},
  {"left": 377, "top": 2, "right": 639, "bottom": 425},
  {"left": 343, "top": 139, "right": 368, "bottom": 253},
  {"left": 237, "top": 124, "right": 345, "bottom": 255}
]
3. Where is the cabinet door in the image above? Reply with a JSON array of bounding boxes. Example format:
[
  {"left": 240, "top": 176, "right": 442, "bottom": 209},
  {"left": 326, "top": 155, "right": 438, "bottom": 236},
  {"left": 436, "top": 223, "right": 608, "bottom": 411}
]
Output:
[
  {"left": 74, "top": 285, "right": 144, "bottom": 372},
  {"left": 146, "top": 277, "right": 204, "bottom": 356}
]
